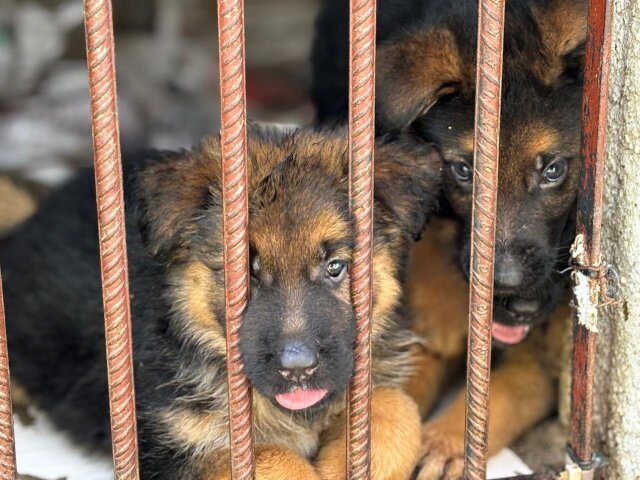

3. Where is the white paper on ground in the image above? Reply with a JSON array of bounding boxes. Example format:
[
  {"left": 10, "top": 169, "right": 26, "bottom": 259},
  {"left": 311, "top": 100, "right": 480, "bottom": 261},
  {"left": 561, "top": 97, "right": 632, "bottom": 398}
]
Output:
[
  {"left": 15, "top": 409, "right": 112, "bottom": 480},
  {"left": 15, "top": 407, "right": 532, "bottom": 480},
  {"left": 488, "top": 448, "right": 534, "bottom": 478}
]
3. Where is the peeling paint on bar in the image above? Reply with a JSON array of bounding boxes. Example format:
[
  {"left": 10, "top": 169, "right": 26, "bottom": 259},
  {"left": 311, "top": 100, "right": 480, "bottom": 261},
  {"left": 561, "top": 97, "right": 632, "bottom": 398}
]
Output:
[
  {"left": 570, "top": 235, "right": 599, "bottom": 333},
  {"left": 569, "top": 0, "right": 614, "bottom": 467}
]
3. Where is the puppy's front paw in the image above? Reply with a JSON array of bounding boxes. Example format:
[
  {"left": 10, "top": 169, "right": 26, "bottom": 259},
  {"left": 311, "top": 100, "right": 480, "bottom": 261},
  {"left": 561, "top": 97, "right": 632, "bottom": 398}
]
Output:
[
  {"left": 315, "top": 387, "right": 421, "bottom": 480},
  {"left": 415, "top": 423, "right": 465, "bottom": 480}
]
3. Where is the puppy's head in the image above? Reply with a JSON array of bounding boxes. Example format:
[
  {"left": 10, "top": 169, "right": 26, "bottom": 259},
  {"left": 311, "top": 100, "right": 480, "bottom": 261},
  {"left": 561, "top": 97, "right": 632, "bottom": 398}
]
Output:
[
  {"left": 135, "top": 126, "right": 440, "bottom": 413},
  {"left": 376, "top": 0, "right": 586, "bottom": 343}
]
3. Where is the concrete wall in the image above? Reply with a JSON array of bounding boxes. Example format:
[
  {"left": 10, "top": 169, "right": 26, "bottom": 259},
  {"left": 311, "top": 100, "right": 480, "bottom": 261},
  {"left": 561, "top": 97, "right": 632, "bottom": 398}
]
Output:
[{"left": 594, "top": 0, "right": 640, "bottom": 478}]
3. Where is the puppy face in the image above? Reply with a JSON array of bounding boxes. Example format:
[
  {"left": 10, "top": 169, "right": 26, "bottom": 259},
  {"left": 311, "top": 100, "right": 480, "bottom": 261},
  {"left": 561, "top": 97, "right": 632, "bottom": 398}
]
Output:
[
  {"left": 135, "top": 126, "right": 440, "bottom": 413},
  {"left": 375, "top": 0, "right": 586, "bottom": 343},
  {"left": 423, "top": 86, "right": 581, "bottom": 330},
  {"left": 241, "top": 160, "right": 355, "bottom": 413}
]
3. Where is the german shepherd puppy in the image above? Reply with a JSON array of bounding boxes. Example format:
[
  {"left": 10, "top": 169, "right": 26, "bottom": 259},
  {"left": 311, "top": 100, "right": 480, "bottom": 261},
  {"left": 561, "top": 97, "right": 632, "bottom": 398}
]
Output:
[
  {"left": 312, "top": 0, "right": 586, "bottom": 477},
  {"left": 0, "top": 125, "right": 440, "bottom": 479}
]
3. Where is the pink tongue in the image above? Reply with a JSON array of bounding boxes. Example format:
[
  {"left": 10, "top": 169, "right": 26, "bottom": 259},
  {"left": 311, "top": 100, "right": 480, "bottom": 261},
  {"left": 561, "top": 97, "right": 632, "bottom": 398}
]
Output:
[
  {"left": 275, "top": 388, "right": 328, "bottom": 410},
  {"left": 492, "top": 322, "right": 530, "bottom": 345}
]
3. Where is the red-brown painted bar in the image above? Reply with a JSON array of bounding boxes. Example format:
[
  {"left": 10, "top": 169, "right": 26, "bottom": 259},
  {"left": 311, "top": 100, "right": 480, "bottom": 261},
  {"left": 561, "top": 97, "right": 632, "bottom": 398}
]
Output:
[
  {"left": 216, "top": 1, "right": 254, "bottom": 479},
  {"left": 463, "top": 0, "right": 506, "bottom": 479},
  {"left": 83, "top": 0, "right": 139, "bottom": 478},
  {"left": 0, "top": 271, "right": 16, "bottom": 480},
  {"left": 346, "top": 0, "right": 376, "bottom": 478},
  {"left": 569, "top": 0, "right": 614, "bottom": 466}
]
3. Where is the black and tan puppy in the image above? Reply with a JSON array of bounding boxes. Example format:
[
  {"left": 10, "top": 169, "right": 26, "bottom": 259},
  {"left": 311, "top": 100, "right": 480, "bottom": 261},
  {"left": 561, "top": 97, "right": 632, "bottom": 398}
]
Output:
[
  {"left": 312, "top": 0, "right": 586, "bottom": 477},
  {"left": 0, "top": 126, "right": 440, "bottom": 479}
]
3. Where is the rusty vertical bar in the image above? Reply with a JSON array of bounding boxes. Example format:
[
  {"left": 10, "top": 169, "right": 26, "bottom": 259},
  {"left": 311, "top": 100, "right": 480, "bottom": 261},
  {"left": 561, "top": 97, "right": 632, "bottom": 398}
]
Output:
[
  {"left": 216, "top": 1, "right": 254, "bottom": 479},
  {"left": 463, "top": 1, "right": 506, "bottom": 479},
  {"left": 83, "top": 1, "right": 139, "bottom": 478},
  {"left": 568, "top": 0, "right": 614, "bottom": 467},
  {"left": 346, "top": 0, "right": 376, "bottom": 479},
  {"left": 0, "top": 271, "right": 16, "bottom": 480}
]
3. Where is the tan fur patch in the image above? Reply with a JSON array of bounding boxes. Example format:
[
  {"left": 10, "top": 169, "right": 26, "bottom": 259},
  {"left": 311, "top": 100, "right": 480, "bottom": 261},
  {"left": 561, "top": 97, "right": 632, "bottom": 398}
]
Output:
[
  {"left": 406, "top": 220, "right": 468, "bottom": 358},
  {"left": 315, "top": 387, "right": 421, "bottom": 480},
  {"left": 532, "top": 0, "right": 587, "bottom": 85},
  {"left": 461, "top": 132, "right": 474, "bottom": 155},
  {"left": 377, "top": 27, "right": 470, "bottom": 128},
  {"left": 252, "top": 393, "right": 325, "bottom": 459},
  {"left": 372, "top": 248, "right": 401, "bottom": 338},
  {"left": 161, "top": 392, "right": 328, "bottom": 461},
  {"left": 177, "top": 262, "right": 226, "bottom": 353},
  {"left": 500, "top": 122, "right": 561, "bottom": 195},
  {"left": 161, "top": 407, "right": 229, "bottom": 454},
  {"left": 303, "top": 211, "right": 351, "bottom": 254},
  {"left": 211, "top": 444, "right": 321, "bottom": 480},
  {"left": 251, "top": 210, "right": 351, "bottom": 272},
  {"left": 522, "top": 124, "right": 561, "bottom": 159}
]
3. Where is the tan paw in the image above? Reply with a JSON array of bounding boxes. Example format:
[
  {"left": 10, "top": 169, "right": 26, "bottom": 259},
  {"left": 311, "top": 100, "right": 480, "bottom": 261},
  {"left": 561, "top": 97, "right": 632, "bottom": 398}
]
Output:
[{"left": 415, "top": 423, "right": 465, "bottom": 480}]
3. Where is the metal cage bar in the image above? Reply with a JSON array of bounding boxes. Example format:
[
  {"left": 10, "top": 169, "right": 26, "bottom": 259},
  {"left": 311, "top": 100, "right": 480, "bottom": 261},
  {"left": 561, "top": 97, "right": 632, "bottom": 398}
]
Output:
[
  {"left": 346, "top": 0, "right": 376, "bottom": 478},
  {"left": 83, "top": 0, "right": 140, "bottom": 478},
  {"left": 568, "top": 0, "right": 614, "bottom": 467},
  {"left": 216, "top": 1, "right": 254, "bottom": 479},
  {"left": 463, "top": 0, "right": 506, "bottom": 478},
  {"left": 0, "top": 271, "right": 16, "bottom": 480}
]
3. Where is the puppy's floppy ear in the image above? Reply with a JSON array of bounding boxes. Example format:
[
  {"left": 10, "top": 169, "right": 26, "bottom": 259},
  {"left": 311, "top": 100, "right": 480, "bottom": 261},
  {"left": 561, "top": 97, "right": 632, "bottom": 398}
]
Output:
[
  {"left": 374, "top": 138, "right": 441, "bottom": 241},
  {"left": 133, "top": 145, "right": 220, "bottom": 260},
  {"left": 376, "top": 28, "right": 465, "bottom": 132},
  {"left": 532, "top": 0, "right": 587, "bottom": 85}
]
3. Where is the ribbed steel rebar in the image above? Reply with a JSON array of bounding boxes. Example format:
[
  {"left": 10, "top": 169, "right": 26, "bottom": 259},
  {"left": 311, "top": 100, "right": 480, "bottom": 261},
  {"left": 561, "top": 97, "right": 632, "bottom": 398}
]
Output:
[
  {"left": 0, "top": 272, "right": 16, "bottom": 480},
  {"left": 83, "top": 0, "right": 139, "bottom": 477},
  {"left": 217, "top": 1, "right": 254, "bottom": 479},
  {"left": 569, "top": 0, "right": 614, "bottom": 466},
  {"left": 463, "top": 0, "right": 506, "bottom": 479},
  {"left": 346, "top": 0, "right": 376, "bottom": 478}
]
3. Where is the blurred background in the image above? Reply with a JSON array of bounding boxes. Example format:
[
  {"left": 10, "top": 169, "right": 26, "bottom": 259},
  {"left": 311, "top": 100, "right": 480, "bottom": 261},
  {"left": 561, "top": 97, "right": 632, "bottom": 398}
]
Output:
[{"left": 0, "top": 0, "right": 319, "bottom": 234}]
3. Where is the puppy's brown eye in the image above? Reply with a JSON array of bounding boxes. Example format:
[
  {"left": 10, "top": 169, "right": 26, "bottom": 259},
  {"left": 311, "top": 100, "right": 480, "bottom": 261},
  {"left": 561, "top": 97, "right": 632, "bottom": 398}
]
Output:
[
  {"left": 541, "top": 159, "right": 568, "bottom": 187},
  {"left": 326, "top": 260, "right": 347, "bottom": 280},
  {"left": 450, "top": 161, "right": 472, "bottom": 183}
]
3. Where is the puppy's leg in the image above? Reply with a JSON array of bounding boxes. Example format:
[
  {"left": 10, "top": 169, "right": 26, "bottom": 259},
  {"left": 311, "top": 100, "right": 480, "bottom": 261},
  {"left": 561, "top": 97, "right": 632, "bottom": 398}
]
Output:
[
  {"left": 315, "top": 387, "right": 421, "bottom": 480},
  {"left": 404, "top": 220, "right": 469, "bottom": 418},
  {"left": 416, "top": 339, "right": 556, "bottom": 480},
  {"left": 403, "top": 348, "right": 451, "bottom": 418},
  {"left": 208, "top": 444, "right": 321, "bottom": 480}
]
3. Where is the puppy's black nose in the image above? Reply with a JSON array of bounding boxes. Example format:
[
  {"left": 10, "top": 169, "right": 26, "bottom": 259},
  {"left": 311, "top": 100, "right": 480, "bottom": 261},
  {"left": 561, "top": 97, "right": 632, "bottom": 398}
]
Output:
[
  {"left": 280, "top": 341, "right": 317, "bottom": 380},
  {"left": 494, "top": 255, "right": 524, "bottom": 289}
]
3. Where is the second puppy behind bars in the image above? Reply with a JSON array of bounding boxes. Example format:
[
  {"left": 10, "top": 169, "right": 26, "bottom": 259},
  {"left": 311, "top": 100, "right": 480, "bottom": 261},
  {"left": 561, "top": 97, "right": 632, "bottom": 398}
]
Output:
[
  {"left": 1, "top": 124, "right": 441, "bottom": 479},
  {"left": 312, "top": 0, "right": 587, "bottom": 477}
]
